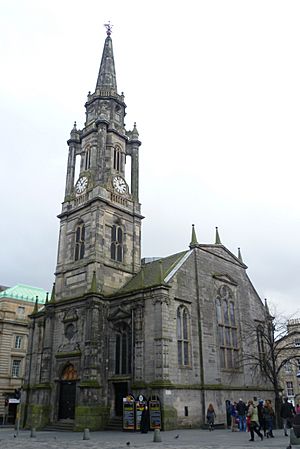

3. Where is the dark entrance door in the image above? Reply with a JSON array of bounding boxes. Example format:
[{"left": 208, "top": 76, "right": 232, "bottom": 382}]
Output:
[
  {"left": 58, "top": 381, "right": 76, "bottom": 419},
  {"left": 114, "top": 382, "right": 128, "bottom": 416}
]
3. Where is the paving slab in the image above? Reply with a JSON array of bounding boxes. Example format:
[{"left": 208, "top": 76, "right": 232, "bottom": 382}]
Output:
[{"left": 0, "top": 428, "right": 293, "bottom": 449}]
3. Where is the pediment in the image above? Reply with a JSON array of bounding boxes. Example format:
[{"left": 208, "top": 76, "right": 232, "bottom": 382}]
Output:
[
  {"left": 212, "top": 273, "right": 238, "bottom": 286},
  {"left": 108, "top": 305, "right": 131, "bottom": 321}
]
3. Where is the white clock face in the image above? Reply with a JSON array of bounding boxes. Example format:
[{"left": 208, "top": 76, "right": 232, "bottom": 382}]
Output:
[
  {"left": 112, "top": 176, "right": 127, "bottom": 194},
  {"left": 75, "top": 176, "right": 88, "bottom": 195}
]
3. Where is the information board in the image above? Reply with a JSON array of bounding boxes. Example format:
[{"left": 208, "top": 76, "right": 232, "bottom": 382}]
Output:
[
  {"left": 149, "top": 397, "right": 161, "bottom": 430},
  {"left": 123, "top": 395, "right": 135, "bottom": 431}
]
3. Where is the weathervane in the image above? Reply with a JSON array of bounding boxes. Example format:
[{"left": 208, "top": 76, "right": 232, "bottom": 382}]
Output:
[{"left": 104, "top": 21, "right": 113, "bottom": 36}]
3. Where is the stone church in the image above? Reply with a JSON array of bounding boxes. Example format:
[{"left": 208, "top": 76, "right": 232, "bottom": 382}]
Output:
[{"left": 22, "top": 27, "right": 273, "bottom": 431}]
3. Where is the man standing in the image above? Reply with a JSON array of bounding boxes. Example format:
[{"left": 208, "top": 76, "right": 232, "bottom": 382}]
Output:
[
  {"left": 236, "top": 399, "right": 247, "bottom": 431},
  {"left": 280, "top": 397, "right": 295, "bottom": 436}
]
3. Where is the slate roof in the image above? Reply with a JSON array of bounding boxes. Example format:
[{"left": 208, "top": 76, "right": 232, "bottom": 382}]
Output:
[
  {"left": 0, "top": 284, "right": 47, "bottom": 304},
  {"left": 118, "top": 250, "right": 190, "bottom": 294}
]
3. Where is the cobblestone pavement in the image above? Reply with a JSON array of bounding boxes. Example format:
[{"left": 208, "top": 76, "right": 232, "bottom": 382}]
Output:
[{"left": 0, "top": 428, "right": 293, "bottom": 449}]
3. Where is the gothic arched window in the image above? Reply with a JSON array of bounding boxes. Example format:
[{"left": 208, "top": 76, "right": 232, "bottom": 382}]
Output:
[
  {"left": 113, "top": 146, "right": 121, "bottom": 171},
  {"left": 215, "top": 286, "right": 238, "bottom": 370},
  {"left": 75, "top": 222, "right": 85, "bottom": 261},
  {"left": 257, "top": 324, "right": 266, "bottom": 368},
  {"left": 111, "top": 225, "right": 123, "bottom": 262},
  {"left": 115, "top": 323, "right": 131, "bottom": 375},
  {"left": 177, "top": 306, "right": 190, "bottom": 366},
  {"left": 85, "top": 148, "right": 91, "bottom": 170}
]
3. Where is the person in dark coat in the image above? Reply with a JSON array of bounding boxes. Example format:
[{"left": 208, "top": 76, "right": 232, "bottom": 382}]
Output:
[
  {"left": 140, "top": 405, "right": 149, "bottom": 433},
  {"left": 257, "top": 399, "right": 266, "bottom": 436},
  {"left": 280, "top": 397, "right": 295, "bottom": 436},
  {"left": 236, "top": 399, "right": 247, "bottom": 431}
]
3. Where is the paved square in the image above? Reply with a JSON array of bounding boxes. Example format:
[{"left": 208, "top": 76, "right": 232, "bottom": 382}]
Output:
[{"left": 0, "top": 428, "right": 293, "bottom": 449}]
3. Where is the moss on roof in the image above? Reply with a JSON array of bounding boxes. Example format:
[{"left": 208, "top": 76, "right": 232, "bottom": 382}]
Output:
[
  {"left": 0, "top": 284, "right": 47, "bottom": 304},
  {"left": 119, "top": 250, "right": 189, "bottom": 294}
]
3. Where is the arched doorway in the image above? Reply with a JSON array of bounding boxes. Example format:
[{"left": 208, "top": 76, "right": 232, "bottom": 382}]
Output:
[{"left": 58, "top": 364, "right": 77, "bottom": 420}]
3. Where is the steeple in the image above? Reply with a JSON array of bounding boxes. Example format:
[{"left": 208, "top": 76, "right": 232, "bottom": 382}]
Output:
[
  {"left": 215, "top": 227, "right": 221, "bottom": 244},
  {"left": 237, "top": 247, "right": 243, "bottom": 263},
  {"left": 96, "top": 23, "right": 117, "bottom": 92},
  {"left": 189, "top": 224, "right": 199, "bottom": 248}
]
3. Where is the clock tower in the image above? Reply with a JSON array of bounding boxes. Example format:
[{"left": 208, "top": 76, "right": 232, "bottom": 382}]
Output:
[{"left": 55, "top": 25, "right": 142, "bottom": 300}]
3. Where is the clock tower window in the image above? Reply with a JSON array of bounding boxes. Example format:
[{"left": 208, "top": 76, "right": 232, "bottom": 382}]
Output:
[
  {"left": 85, "top": 148, "right": 91, "bottom": 170},
  {"left": 74, "top": 223, "right": 85, "bottom": 261},
  {"left": 113, "top": 147, "right": 121, "bottom": 171},
  {"left": 111, "top": 225, "right": 123, "bottom": 262}
]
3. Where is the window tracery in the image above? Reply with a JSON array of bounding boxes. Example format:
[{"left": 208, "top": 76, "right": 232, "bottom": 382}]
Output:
[{"left": 215, "top": 285, "right": 238, "bottom": 369}]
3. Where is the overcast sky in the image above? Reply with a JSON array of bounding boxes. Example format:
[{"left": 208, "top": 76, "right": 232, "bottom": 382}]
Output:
[{"left": 1, "top": 0, "right": 299, "bottom": 318}]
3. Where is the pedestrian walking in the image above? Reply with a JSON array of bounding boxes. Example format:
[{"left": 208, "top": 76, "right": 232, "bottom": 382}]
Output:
[
  {"left": 236, "top": 398, "right": 247, "bottom": 431},
  {"left": 230, "top": 402, "right": 238, "bottom": 432},
  {"left": 257, "top": 399, "right": 266, "bottom": 436},
  {"left": 280, "top": 397, "right": 295, "bottom": 436},
  {"left": 206, "top": 403, "right": 216, "bottom": 431},
  {"left": 263, "top": 399, "right": 275, "bottom": 438},
  {"left": 247, "top": 399, "right": 263, "bottom": 442}
]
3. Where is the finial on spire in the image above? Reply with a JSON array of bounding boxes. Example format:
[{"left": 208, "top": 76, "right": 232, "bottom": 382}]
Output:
[
  {"left": 264, "top": 298, "right": 270, "bottom": 314},
  {"left": 104, "top": 21, "right": 113, "bottom": 36},
  {"left": 237, "top": 247, "right": 243, "bottom": 263},
  {"left": 215, "top": 227, "right": 221, "bottom": 244},
  {"left": 189, "top": 224, "right": 199, "bottom": 248}
]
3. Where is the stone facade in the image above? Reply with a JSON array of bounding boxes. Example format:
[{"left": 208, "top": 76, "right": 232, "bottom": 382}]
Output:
[
  {"left": 22, "top": 29, "right": 274, "bottom": 431},
  {"left": 0, "top": 285, "right": 46, "bottom": 424}
]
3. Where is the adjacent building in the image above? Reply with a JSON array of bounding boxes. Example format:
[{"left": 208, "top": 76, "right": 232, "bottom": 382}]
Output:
[
  {"left": 279, "top": 318, "right": 300, "bottom": 405},
  {"left": 0, "top": 285, "right": 46, "bottom": 423},
  {"left": 22, "top": 27, "right": 274, "bottom": 431}
]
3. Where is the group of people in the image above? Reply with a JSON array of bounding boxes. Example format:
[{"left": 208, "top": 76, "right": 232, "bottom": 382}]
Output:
[{"left": 206, "top": 397, "right": 300, "bottom": 442}]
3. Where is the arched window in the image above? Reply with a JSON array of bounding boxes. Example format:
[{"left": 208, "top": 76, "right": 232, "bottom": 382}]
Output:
[
  {"left": 215, "top": 285, "right": 238, "bottom": 370},
  {"left": 257, "top": 324, "right": 266, "bottom": 368},
  {"left": 85, "top": 148, "right": 91, "bottom": 170},
  {"left": 177, "top": 306, "right": 190, "bottom": 366},
  {"left": 115, "top": 324, "right": 131, "bottom": 375},
  {"left": 113, "top": 146, "right": 121, "bottom": 171},
  {"left": 61, "top": 363, "right": 77, "bottom": 380},
  {"left": 111, "top": 225, "right": 123, "bottom": 262},
  {"left": 75, "top": 222, "right": 85, "bottom": 261}
]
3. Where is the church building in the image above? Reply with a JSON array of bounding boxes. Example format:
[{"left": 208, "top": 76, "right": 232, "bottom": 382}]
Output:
[{"left": 22, "top": 26, "right": 273, "bottom": 431}]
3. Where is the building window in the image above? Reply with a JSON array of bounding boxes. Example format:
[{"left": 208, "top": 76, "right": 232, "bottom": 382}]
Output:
[
  {"left": 284, "top": 361, "right": 293, "bottom": 373},
  {"left": 15, "top": 336, "right": 22, "bottom": 349},
  {"left": 113, "top": 147, "right": 121, "bottom": 171},
  {"left": 177, "top": 306, "right": 190, "bottom": 366},
  {"left": 85, "top": 148, "right": 91, "bottom": 170},
  {"left": 216, "top": 285, "right": 238, "bottom": 370},
  {"left": 256, "top": 324, "right": 266, "bottom": 368},
  {"left": 11, "top": 360, "right": 21, "bottom": 378},
  {"left": 294, "top": 338, "right": 300, "bottom": 347},
  {"left": 111, "top": 225, "right": 123, "bottom": 262},
  {"left": 286, "top": 381, "right": 294, "bottom": 396},
  {"left": 115, "top": 324, "right": 131, "bottom": 375},
  {"left": 75, "top": 222, "right": 85, "bottom": 261},
  {"left": 17, "top": 306, "right": 25, "bottom": 317}
]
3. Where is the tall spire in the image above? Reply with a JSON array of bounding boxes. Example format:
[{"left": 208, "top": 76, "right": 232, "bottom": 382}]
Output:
[
  {"left": 215, "top": 227, "right": 221, "bottom": 244},
  {"left": 96, "top": 23, "right": 117, "bottom": 92},
  {"left": 189, "top": 224, "right": 198, "bottom": 248},
  {"left": 237, "top": 247, "right": 243, "bottom": 263}
]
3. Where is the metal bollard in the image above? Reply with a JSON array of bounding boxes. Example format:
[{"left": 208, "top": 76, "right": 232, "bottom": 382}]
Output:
[
  {"left": 153, "top": 428, "right": 162, "bottom": 442},
  {"left": 83, "top": 428, "right": 90, "bottom": 440},
  {"left": 30, "top": 427, "right": 36, "bottom": 438}
]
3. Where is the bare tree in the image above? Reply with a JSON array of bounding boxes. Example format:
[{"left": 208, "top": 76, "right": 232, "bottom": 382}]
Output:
[{"left": 239, "top": 303, "right": 300, "bottom": 427}]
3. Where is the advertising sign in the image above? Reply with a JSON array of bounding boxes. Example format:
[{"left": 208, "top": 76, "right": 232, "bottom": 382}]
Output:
[
  {"left": 149, "top": 396, "right": 161, "bottom": 430},
  {"left": 123, "top": 395, "right": 135, "bottom": 431}
]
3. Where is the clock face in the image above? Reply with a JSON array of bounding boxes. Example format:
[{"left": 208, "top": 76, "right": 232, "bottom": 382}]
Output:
[
  {"left": 112, "top": 176, "right": 127, "bottom": 194},
  {"left": 75, "top": 176, "right": 88, "bottom": 195}
]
